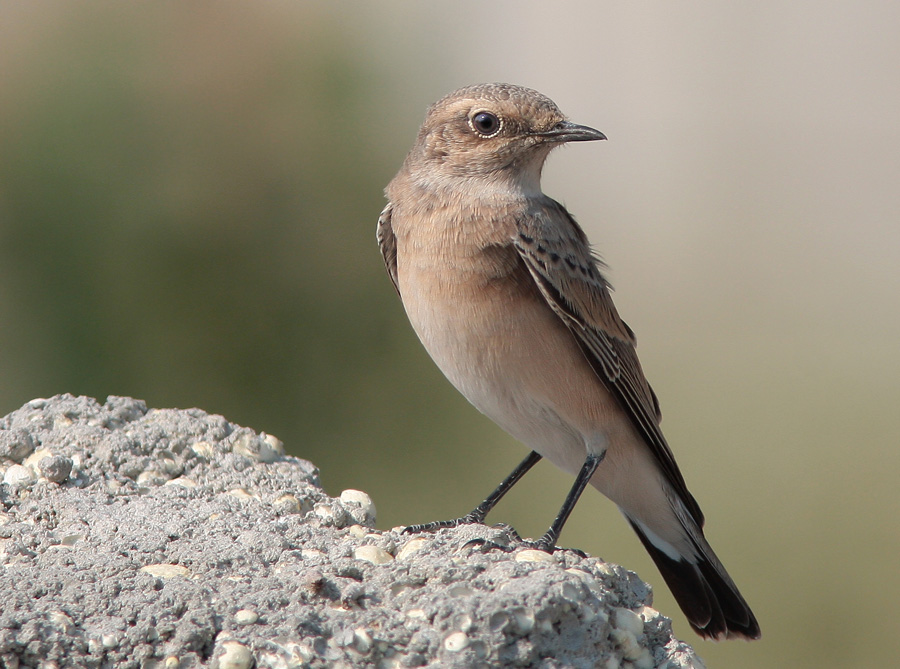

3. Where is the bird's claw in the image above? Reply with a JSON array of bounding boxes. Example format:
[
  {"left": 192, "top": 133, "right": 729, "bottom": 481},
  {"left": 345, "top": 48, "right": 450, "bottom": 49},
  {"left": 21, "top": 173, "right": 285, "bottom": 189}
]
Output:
[{"left": 462, "top": 537, "right": 514, "bottom": 553}]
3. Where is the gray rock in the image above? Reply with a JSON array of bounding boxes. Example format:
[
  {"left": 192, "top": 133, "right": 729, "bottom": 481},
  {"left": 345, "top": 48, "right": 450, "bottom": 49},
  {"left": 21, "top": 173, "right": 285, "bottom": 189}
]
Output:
[{"left": 0, "top": 394, "right": 704, "bottom": 668}]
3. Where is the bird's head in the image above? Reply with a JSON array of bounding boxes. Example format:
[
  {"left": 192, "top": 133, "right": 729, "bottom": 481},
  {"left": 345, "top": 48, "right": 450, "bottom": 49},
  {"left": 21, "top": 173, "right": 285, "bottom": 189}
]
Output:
[{"left": 404, "top": 83, "right": 605, "bottom": 194}]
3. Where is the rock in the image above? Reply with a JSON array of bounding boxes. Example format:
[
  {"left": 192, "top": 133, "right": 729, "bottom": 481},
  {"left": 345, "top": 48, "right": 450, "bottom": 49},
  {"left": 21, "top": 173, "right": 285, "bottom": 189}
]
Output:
[
  {"left": 0, "top": 394, "right": 703, "bottom": 668},
  {"left": 37, "top": 455, "right": 73, "bottom": 483}
]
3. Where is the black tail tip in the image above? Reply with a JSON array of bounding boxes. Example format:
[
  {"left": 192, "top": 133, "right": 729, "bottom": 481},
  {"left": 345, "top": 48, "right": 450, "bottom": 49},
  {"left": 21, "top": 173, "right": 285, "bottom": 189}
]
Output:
[
  {"left": 628, "top": 519, "right": 761, "bottom": 642},
  {"left": 693, "top": 614, "right": 761, "bottom": 642}
]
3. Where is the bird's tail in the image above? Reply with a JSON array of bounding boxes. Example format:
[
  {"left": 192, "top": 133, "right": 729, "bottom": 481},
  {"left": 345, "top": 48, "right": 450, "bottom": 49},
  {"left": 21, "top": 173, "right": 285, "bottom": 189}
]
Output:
[{"left": 625, "top": 514, "right": 761, "bottom": 641}]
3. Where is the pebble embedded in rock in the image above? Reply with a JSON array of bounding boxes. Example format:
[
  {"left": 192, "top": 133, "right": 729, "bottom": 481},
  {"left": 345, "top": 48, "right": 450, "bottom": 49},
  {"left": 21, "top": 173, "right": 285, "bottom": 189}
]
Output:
[
  {"left": 37, "top": 455, "right": 73, "bottom": 483},
  {"left": 273, "top": 493, "right": 301, "bottom": 514},
  {"left": 510, "top": 608, "right": 536, "bottom": 635},
  {"left": 3, "top": 464, "right": 35, "bottom": 487},
  {"left": 348, "top": 524, "right": 368, "bottom": 539},
  {"left": 191, "top": 441, "right": 215, "bottom": 459},
  {"left": 23, "top": 447, "right": 53, "bottom": 470},
  {"left": 614, "top": 607, "right": 645, "bottom": 636},
  {"left": 234, "top": 609, "right": 259, "bottom": 625},
  {"left": 261, "top": 432, "right": 285, "bottom": 456},
  {"left": 215, "top": 640, "right": 253, "bottom": 669},
  {"left": 136, "top": 471, "right": 167, "bottom": 487},
  {"left": 353, "top": 545, "right": 393, "bottom": 565},
  {"left": 231, "top": 430, "right": 280, "bottom": 464},
  {"left": 443, "top": 631, "right": 469, "bottom": 652},
  {"left": 352, "top": 628, "right": 372, "bottom": 654},
  {"left": 515, "top": 549, "right": 555, "bottom": 563},
  {"left": 396, "top": 537, "right": 429, "bottom": 560},
  {"left": 340, "top": 489, "right": 376, "bottom": 522},
  {"left": 140, "top": 564, "right": 191, "bottom": 579},
  {"left": 164, "top": 477, "right": 197, "bottom": 488}
]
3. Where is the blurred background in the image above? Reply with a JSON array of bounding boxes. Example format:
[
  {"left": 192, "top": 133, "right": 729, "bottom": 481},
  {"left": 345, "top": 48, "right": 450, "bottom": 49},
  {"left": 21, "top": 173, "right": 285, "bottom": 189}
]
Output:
[{"left": 1, "top": 2, "right": 898, "bottom": 666}]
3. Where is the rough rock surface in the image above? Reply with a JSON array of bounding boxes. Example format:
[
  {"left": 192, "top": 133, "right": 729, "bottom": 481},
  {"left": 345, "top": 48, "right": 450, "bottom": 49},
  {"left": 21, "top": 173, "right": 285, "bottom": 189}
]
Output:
[{"left": 0, "top": 395, "right": 704, "bottom": 668}]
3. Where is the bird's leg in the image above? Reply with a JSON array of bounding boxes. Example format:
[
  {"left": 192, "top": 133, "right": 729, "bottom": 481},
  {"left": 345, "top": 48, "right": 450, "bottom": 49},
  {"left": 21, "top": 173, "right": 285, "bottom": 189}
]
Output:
[
  {"left": 403, "top": 450, "right": 542, "bottom": 534},
  {"left": 523, "top": 451, "right": 605, "bottom": 553}
]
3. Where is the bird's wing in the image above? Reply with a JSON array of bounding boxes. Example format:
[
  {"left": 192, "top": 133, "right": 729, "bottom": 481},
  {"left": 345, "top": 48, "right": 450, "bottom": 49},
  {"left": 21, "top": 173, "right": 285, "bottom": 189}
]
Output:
[
  {"left": 377, "top": 202, "right": 401, "bottom": 296},
  {"left": 513, "top": 199, "right": 703, "bottom": 524}
]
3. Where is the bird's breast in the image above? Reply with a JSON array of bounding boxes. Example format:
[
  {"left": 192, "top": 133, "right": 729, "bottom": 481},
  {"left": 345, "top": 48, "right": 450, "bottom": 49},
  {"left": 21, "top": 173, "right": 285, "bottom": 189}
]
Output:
[{"left": 395, "top": 229, "right": 577, "bottom": 433}]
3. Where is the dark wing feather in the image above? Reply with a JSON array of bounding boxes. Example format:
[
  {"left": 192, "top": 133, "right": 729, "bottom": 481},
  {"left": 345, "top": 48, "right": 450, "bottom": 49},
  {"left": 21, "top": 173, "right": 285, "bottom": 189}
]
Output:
[
  {"left": 377, "top": 202, "right": 400, "bottom": 296},
  {"left": 513, "top": 200, "right": 703, "bottom": 525}
]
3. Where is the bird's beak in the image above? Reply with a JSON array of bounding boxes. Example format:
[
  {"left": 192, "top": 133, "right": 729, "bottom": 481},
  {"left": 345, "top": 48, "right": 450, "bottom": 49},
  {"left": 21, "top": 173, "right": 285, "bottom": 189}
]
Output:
[{"left": 536, "top": 121, "right": 607, "bottom": 143}]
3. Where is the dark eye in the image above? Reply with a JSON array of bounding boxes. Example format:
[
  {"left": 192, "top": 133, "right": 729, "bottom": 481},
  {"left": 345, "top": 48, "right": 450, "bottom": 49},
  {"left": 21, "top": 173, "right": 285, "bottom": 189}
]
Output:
[{"left": 471, "top": 111, "right": 501, "bottom": 137}]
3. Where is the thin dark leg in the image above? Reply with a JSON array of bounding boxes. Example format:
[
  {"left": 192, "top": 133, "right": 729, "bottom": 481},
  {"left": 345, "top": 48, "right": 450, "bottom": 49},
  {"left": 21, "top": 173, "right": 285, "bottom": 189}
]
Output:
[
  {"left": 528, "top": 451, "right": 605, "bottom": 552},
  {"left": 403, "top": 450, "right": 543, "bottom": 534}
]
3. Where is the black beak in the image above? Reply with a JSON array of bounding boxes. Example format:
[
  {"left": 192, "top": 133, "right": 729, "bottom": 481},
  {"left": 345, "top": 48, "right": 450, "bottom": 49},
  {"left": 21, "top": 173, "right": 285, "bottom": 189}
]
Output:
[{"left": 536, "top": 121, "right": 607, "bottom": 143}]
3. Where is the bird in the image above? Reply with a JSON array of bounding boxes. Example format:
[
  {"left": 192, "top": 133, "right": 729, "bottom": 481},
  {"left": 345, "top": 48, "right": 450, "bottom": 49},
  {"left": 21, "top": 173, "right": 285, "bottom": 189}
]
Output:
[{"left": 376, "top": 83, "right": 760, "bottom": 641}]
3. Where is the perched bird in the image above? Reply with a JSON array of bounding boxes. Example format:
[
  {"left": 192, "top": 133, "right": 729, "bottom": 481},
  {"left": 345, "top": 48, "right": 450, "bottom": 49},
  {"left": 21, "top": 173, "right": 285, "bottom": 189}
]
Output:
[{"left": 377, "top": 83, "right": 760, "bottom": 641}]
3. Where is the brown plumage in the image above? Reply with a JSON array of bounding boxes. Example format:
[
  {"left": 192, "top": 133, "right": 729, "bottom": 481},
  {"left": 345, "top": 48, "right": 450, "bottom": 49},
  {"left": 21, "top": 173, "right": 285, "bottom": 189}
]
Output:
[{"left": 378, "top": 83, "right": 760, "bottom": 641}]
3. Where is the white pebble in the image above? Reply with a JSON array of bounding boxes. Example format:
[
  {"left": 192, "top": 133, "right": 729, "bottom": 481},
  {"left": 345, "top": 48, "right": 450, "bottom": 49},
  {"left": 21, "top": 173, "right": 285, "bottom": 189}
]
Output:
[
  {"left": 140, "top": 564, "right": 191, "bottom": 579},
  {"left": 260, "top": 432, "right": 285, "bottom": 455},
  {"left": 136, "top": 471, "right": 166, "bottom": 486},
  {"left": 611, "top": 628, "right": 640, "bottom": 660},
  {"left": 515, "top": 549, "right": 555, "bottom": 563},
  {"left": 353, "top": 545, "right": 393, "bottom": 565},
  {"left": 273, "top": 494, "right": 301, "bottom": 513},
  {"left": 3, "top": 464, "right": 35, "bottom": 487},
  {"left": 613, "top": 607, "right": 645, "bottom": 636},
  {"left": 314, "top": 504, "right": 335, "bottom": 522},
  {"left": 164, "top": 477, "right": 197, "bottom": 488},
  {"left": 510, "top": 608, "right": 535, "bottom": 634},
  {"left": 217, "top": 640, "right": 252, "bottom": 669},
  {"left": 49, "top": 611, "right": 74, "bottom": 633},
  {"left": 57, "top": 533, "right": 85, "bottom": 547},
  {"left": 232, "top": 431, "right": 280, "bottom": 464},
  {"left": 348, "top": 524, "right": 368, "bottom": 539},
  {"left": 157, "top": 450, "right": 181, "bottom": 476},
  {"left": 396, "top": 537, "right": 429, "bottom": 560},
  {"left": 23, "top": 448, "right": 53, "bottom": 471},
  {"left": 191, "top": 441, "right": 215, "bottom": 459},
  {"left": 340, "top": 489, "right": 376, "bottom": 520},
  {"left": 638, "top": 605, "right": 662, "bottom": 623},
  {"left": 352, "top": 628, "right": 372, "bottom": 654},
  {"left": 443, "top": 632, "right": 469, "bottom": 652},
  {"left": 234, "top": 609, "right": 258, "bottom": 625},
  {"left": 561, "top": 581, "right": 583, "bottom": 602}
]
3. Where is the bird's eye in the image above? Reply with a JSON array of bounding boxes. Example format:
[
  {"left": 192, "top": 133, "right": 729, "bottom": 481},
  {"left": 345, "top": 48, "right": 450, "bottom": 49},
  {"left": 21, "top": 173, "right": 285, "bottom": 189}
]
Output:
[{"left": 470, "top": 111, "right": 501, "bottom": 137}]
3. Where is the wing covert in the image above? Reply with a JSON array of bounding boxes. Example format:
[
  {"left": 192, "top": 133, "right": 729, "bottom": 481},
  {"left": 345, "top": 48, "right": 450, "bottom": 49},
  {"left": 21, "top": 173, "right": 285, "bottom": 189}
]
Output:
[
  {"left": 513, "top": 200, "right": 703, "bottom": 525},
  {"left": 377, "top": 202, "right": 400, "bottom": 296}
]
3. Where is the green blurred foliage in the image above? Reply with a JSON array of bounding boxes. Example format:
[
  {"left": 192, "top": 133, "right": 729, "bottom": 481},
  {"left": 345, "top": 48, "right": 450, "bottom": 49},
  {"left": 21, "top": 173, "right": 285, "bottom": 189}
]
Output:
[{"left": 0, "top": 5, "right": 470, "bottom": 510}]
